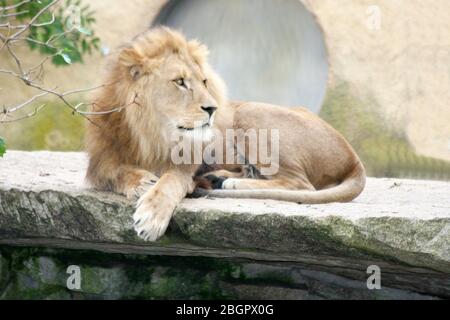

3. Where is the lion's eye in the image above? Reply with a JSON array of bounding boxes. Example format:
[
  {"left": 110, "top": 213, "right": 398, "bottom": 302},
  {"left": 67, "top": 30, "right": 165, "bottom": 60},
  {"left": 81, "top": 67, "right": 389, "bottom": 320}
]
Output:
[
  {"left": 203, "top": 79, "right": 208, "bottom": 87},
  {"left": 174, "top": 78, "right": 186, "bottom": 88}
]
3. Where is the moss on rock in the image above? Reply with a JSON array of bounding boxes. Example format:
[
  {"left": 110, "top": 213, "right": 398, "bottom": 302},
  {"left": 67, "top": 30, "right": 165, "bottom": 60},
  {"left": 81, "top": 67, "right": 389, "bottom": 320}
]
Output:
[
  {"left": 0, "top": 246, "right": 444, "bottom": 300},
  {"left": 320, "top": 81, "right": 450, "bottom": 180},
  {"left": 0, "top": 101, "right": 85, "bottom": 152}
]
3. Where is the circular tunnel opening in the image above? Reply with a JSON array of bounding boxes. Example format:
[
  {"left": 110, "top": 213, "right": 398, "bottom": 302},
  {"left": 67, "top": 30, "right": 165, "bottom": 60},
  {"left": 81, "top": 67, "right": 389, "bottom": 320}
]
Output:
[{"left": 154, "top": 0, "right": 328, "bottom": 113}]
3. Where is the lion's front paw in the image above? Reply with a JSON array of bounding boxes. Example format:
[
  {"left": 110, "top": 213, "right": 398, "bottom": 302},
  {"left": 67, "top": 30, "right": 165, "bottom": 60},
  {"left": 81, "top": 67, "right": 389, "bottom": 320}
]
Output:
[
  {"left": 126, "top": 173, "right": 159, "bottom": 201},
  {"left": 133, "top": 191, "right": 176, "bottom": 242}
]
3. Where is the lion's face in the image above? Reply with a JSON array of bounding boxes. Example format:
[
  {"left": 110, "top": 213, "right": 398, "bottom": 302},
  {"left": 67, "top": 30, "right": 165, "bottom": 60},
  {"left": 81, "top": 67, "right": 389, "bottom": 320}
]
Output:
[
  {"left": 149, "top": 53, "right": 218, "bottom": 132},
  {"left": 117, "top": 28, "right": 226, "bottom": 144}
]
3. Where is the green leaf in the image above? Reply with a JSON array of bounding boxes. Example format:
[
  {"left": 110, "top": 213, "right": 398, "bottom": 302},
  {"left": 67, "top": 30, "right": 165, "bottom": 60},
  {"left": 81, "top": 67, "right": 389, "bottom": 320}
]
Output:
[
  {"left": 77, "top": 26, "right": 92, "bottom": 36},
  {"left": 0, "top": 137, "right": 6, "bottom": 158},
  {"left": 11, "top": 0, "right": 100, "bottom": 67},
  {"left": 59, "top": 53, "right": 72, "bottom": 64}
]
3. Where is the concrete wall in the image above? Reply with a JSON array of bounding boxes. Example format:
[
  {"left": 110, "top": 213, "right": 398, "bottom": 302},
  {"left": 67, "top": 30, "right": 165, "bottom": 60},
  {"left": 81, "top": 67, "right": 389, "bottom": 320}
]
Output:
[
  {"left": 1, "top": 0, "right": 449, "bottom": 162},
  {"left": 303, "top": 0, "right": 450, "bottom": 161}
]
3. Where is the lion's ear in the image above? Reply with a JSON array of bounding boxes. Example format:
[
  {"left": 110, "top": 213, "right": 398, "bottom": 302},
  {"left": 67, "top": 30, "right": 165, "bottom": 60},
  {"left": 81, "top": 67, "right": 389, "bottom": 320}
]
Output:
[
  {"left": 119, "top": 47, "right": 144, "bottom": 80},
  {"left": 129, "top": 65, "right": 143, "bottom": 81},
  {"left": 119, "top": 47, "right": 143, "bottom": 66}
]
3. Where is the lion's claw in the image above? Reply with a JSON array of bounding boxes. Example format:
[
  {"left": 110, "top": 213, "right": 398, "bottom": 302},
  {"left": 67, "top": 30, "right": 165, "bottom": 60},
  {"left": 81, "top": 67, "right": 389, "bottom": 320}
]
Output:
[{"left": 133, "top": 191, "right": 175, "bottom": 242}]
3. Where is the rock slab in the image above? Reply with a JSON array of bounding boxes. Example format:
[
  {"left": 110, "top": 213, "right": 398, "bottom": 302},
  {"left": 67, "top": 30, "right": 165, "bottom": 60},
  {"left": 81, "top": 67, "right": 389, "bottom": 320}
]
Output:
[{"left": 0, "top": 151, "right": 449, "bottom": 299}]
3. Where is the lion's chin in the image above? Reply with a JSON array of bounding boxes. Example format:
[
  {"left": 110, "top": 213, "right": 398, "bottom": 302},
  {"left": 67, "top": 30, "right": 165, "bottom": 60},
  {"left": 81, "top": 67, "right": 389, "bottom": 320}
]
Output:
[{"left": 181, "top": 125, "right": 214, "bottom": 143}]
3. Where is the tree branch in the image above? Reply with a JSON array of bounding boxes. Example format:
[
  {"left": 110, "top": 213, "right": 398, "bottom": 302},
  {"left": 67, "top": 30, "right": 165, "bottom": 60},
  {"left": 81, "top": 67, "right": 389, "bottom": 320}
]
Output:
[
  {"left": 0, "top": 1, "right": 129, "bottom": 126},
  {"left": 0, "top": 0, "right": 31, "bottom": 12},
  {"left": 9, "top": 0, "right": 59, "bottom": 39}
]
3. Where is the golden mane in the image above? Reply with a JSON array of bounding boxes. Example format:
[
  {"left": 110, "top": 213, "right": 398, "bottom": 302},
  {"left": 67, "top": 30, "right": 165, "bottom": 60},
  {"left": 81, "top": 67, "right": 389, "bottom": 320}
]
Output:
[{"left": 85, "top": 27, "right": 221, "bottom": 191}]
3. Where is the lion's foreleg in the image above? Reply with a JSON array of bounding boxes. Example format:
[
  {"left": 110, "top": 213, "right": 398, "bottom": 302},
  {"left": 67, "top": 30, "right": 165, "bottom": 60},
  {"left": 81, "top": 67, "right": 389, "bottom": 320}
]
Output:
[
  {"left": 133, "top": 169, "right": 195, "bottom": 241},
  {"left": 114, "top": 166, "right": 160, "bottom": 200},
  {"left": 87, "top": 156, "right": 160, "bottom": 200}
]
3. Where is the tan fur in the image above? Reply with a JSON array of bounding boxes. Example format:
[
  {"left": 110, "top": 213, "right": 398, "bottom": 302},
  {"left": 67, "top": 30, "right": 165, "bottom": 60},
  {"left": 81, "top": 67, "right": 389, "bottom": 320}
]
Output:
[
  {"left": 85, "top": 27, "right": 366, "bottom": 242},
  {"left": 208, "top": 102, "right": 366, "bottom": 204}
]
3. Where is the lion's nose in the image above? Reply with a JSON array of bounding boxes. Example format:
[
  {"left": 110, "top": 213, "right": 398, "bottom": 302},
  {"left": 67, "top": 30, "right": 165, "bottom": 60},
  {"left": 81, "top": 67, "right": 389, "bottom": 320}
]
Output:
[{"left": 201, "top": 106, "right": 217, "bottom": 117}]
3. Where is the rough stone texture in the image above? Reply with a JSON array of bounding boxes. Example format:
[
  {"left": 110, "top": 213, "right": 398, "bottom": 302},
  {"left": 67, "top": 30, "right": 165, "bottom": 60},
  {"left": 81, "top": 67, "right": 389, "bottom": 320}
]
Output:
[
  {"left": 0, "top": 247, "right": 440, "bottom": 300},
  {"left": 0, "top": 151, "right": 449, "bottom": 299}
]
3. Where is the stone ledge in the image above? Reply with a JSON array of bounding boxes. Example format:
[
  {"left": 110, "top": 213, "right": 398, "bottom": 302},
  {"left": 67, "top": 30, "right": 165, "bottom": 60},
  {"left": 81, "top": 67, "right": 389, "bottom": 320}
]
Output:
[{"left": 0, "top": 151, "right": 449, "bottom": 298}]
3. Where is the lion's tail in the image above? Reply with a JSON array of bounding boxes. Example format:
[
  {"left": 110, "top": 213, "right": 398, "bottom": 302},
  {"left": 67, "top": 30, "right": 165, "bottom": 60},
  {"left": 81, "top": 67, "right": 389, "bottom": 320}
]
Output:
[{"left": 202, "top": 162, "right": 366, "bottom": 204}]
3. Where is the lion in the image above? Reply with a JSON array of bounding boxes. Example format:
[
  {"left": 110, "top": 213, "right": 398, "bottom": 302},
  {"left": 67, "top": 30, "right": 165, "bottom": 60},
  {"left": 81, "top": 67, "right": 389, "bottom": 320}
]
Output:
[{"left": 85, "top": 27, "right": 366, "bottom": 242}]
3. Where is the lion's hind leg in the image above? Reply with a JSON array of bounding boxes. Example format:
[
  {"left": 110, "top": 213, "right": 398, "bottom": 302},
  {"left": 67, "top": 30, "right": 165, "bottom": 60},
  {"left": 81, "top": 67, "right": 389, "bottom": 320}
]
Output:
[
  {"left": 206, "top": 169, "right": 244, "bottom": 179},
  {"left": 221, "top": 176, "right": 316, "bottom": 191},
  {"left": 194, "top": 170, "right": 243, "bottom": 190}
]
